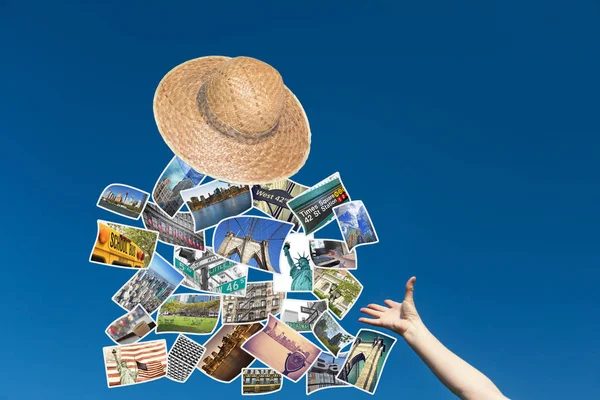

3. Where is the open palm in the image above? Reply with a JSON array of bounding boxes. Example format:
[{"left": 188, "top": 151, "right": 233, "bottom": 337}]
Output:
[{"left": 359, "top": 277, "right": 421, "bottom": 337}]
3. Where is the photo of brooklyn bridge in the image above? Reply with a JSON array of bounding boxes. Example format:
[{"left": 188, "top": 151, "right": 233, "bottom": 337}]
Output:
[{"left": 198, "top": 323, "right": 262, "bottom": 383}]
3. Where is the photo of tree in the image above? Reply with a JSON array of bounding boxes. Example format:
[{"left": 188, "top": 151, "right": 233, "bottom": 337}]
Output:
[
  {"left": 313, "top": 312, "right": 354, "bottom": 356},
  {"left": 313, "top": 268, "right": 363, "bottom": 320},
  {"left": 157, "top": 294, "right": 221, "bottom": 334}
]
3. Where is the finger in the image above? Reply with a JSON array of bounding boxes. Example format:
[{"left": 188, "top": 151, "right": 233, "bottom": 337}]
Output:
[
  {"left": 366, "top": 303, "right": 389, "bottom": 312},
  {"left": 360, "top": 308, "right": 383, "bottom": 318},
  {"left": 358, "top": 317, "right": 382, "bottom": 327},
  {"left": 404, "top": 276, "right": 416, "bottom": 303},
  {"left": 384, "top": 299, "right": 402, "bottom": 308}
]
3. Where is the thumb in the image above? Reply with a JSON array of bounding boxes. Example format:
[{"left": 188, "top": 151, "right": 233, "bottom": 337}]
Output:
[{"left": 403, "top": 276, "right": 416, "bottom": 304}]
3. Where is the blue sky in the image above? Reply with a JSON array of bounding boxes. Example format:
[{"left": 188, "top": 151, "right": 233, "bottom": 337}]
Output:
[
  {"left": 213, "top": 217, "right": 293, "bottom": 272},
  {"left": 159, "top": 157, "right": 206, "bottom": 189},
  {"left": 2, "top": 1, "right": 599, "bottom": 399},
  {"left": 150, "top": 253, "right": 184, "bottom": 287}
]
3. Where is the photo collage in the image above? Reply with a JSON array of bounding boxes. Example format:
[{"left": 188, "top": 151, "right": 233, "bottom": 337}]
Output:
[{"left": 93, "top": 161, "right": 392, "bottom": 394}]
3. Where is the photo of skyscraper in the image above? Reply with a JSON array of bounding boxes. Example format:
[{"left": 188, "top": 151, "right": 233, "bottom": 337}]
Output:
[
  {"left": 112, "top": 253, "right": 184, "bottom": 314},
  {"left": 152, "top": 156, "right": 206, "bottom": 217},
  {"left": 332, "top": 200, "right": 378, "bottom": 252}
]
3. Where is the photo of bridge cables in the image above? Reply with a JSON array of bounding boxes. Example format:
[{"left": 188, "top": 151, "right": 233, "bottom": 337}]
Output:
[{"left": 213, "top": 216, "right": 293, "bottom": 274}]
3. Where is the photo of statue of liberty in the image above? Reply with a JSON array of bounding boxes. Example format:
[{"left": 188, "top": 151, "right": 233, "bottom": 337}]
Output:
[
  {"left": 283, "top": 241, "right": 313, "bottom": 291},
  {"left": 112, "top": 349, "right": 138, "bottom": 385}
]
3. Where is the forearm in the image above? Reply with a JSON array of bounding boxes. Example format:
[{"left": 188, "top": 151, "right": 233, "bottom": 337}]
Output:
[{"left": 404, "top": 323, "right": 508, "bottom": 400}]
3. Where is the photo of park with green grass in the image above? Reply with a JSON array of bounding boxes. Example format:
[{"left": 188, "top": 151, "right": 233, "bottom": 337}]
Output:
[{"left": 157, "top": 294, "right": 221, "bottom": 334}]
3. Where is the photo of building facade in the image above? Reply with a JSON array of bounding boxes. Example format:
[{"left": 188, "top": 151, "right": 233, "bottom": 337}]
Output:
[
  {"left": 143, "top": 203, "right": 205, "bottom": 250},
  {"left": 152, "top": 156, "right": 206, "bottom": 217},
  {"left": 313, "top": 268, "right": 363, "bottom": 319},
  {"left": 242, "top": 368, "right": 282, "bottom": 394},
  {"left": 221, "top": 281, "right": 285, "bottom": 324}
]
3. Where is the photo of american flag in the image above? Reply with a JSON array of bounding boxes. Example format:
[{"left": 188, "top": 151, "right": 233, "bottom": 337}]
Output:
[{"left": 103, "top": 340, "right": 167, "bottom": 387}]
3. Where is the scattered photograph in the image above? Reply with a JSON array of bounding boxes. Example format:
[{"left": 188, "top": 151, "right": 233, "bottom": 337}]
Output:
[
  {"left": 221, "top": 281, "right": 285, "bottom": 324},
  {"left": 287, "top": 172, "right": 350, "bottom": 235},
  {"left": 97, "top": 183, "right": 150, "bottom": 220},
  {"left": 336, "top": 329, "right": 397, "bottom": 395},
  {"left": 174, "top": 247, "right": 247, "bottom": 296},
  {"left": 103, "top": 340, "right": 167, "bottom": 388},
  {"left": 152, "top": 156, "right": 206, "bottom": 217},
  {"left": 142, "top": 203, "right": 205, "bottom": 251},
  {"left": 313, "top": 312, "right": 354, "bottom": 356},
  {"left": 313, "top": 268, "right": 363, "bottom": 320},
  {"left": 273, "top": 233, "right": 313, "bottom": 293},
  {"left": 198, "top": 323, "right": 263, "bottom": 383},
  {"left": 280, "top": 299, "right": 327, "bottom": 332},
  {"left": 252, "top": 179, "right": 308, "bottom": 231},
  {"left": 167, "top": 335, "right": 206, "bottom": 383},
  {"left": 157, "top": 294, "right": 221, "bottom": 335},
  {"left": 332, "top": 200, "right": 379, "bottom": 252},
  {"left": 306, "top": 352, "right": 350, "bottom": 395},
  {"left": 242, "top": 368, "right": 283, "bottom": 395},
  {"left": 213, "top": 216, "right": 293, "bottom": 274},
  {"left": 105, "top": 305, "right": 156, "bottom": 345},
  {"left": 309, "top": 239, "right": 357, "bottom": 269},
  {"left": 90, "top": 220, "right": 158, "bottom": 269},
  {"left": 181, "top": 180, "right": 252, "bottom": 232},
  {"left": 112, "top": 253, "right": 184, "bottom": 314},
  {"left": 242, "top": 314, "right": 322, "bottom": 382}
]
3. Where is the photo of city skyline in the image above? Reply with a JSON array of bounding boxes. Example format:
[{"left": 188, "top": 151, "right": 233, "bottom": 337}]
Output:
[
  {"left": 97, "top": 183, "right": 149, "bottom": 220},
  {"left": 333, "top": 200, "right": 378, "bottom": 252},
  {"left": 112, "top": 253, "right": 184, "bottom": 314},
  {"left": 242, "top": 314, "right": 322, "bottom": 382},
  {"left": 152, "top": 156, "right": 206, "bottom": 217},
  {"left": 213, "top": 216, "right": 293, "bottom": 274},
  {"left": 181, "top": 180, "right": 252, "bottom": 232},
  {"left": 198, "top": 323, "right": 262, "bottom": 383}
]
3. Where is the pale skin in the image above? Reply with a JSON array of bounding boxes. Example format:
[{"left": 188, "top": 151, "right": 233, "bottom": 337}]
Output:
[{"left": 359, "top": 277, "right": 509, "bottom": 400}]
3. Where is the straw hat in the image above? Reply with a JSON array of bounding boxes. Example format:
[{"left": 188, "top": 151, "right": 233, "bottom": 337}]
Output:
[{"left": 153, "top": 56, "right": 311, "bottom": 184}]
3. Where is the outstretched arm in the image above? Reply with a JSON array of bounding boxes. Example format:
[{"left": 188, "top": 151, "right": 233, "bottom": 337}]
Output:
[{"left": 359, "top": 277, "right": 508, "bottom": 400}]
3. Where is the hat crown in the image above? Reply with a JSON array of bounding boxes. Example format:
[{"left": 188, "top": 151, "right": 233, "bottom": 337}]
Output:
[{"left": 205, "top": 57, "right": 285, "bottom": 136}]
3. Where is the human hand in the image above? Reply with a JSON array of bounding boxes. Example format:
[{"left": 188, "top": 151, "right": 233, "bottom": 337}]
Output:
[{"left": 359, "top": 277, "right": 423, "bottom": 338}]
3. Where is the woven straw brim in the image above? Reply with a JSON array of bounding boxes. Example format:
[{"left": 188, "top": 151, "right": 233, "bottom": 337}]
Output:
[{"left": 153, "top": 56, "right": 311, "bottom": 184}]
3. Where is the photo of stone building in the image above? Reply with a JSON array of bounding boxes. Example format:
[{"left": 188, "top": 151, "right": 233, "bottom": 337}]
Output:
[{"left": 221, "top": 281, "right": 285, "bottom": 324}]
